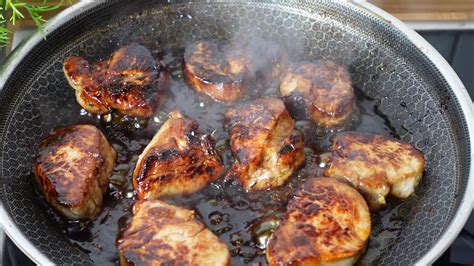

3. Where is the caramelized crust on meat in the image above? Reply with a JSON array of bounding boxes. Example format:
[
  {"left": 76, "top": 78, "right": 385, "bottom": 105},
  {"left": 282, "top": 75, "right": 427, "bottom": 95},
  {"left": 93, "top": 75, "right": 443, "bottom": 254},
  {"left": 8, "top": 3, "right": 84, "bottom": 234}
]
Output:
[
  {"left": 183, "top": 40, "right": 252, "bottom": 102},
  {"left": 226, "top": 98, "right": 305, "bottom": 190},
  {"left": 133, "top": 111, "right": 224, "bottom": 199},
  {"left": 267, "top": 177, "right": 371, "bottom": 266},
  {"left": 118, "top": 200, "right": 230, "bottom": 266},
  {"left": 34, "top": 125, "right": 116, "bottom": 220},
  {"left": 64, "top": 43, "right": 169, "bottom": 117},
  {"left": 280, "top": 61, "right": 356, "bottom": 127},
  {"left": 324, "top": 132, "right": 425, "bottom": 210}
]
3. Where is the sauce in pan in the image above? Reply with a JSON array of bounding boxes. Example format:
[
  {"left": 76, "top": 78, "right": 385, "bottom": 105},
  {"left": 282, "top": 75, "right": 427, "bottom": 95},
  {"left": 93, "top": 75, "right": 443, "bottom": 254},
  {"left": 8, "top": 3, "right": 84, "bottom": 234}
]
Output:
[{"left": 36, "top": 49, "right": 401, "bottom": 265}]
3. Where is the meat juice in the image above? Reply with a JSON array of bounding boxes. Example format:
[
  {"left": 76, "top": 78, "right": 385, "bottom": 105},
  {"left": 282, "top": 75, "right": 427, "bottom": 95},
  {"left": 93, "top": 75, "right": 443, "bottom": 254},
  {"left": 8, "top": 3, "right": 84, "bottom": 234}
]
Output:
[{"left": 37, "top": 49, "right": 401, "bottom": 265}]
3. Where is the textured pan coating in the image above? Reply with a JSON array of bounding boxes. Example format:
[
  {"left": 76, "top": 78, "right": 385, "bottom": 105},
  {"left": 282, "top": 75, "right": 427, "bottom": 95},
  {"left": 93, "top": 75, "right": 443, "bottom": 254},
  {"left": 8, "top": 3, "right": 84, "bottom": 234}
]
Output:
[
  {"left": 0, "top": 1, "right": 465, "bottom": 265},
  {"left": 266, "top": 177, "right": 371, "bottom": 266},
  {"left": 183, "top": 40, "right": 252, "bottom": 102},
  {"left": 324, "top": 132, "right": 425, "bottom": 210},
  {"left": 34, "top": 125, "right": 117, "bottom": 220},
  {"left": 133, "top": 111, "right": 224, "bottom": 199},
  {"left": 63, "top": 43, "right": 170, "bottom": 117},
  {"left": 280, "top": 61, "right": 356, "bottom": 127},
  {"left": 226, "top": 98, "right": 305, "bottom": 190},
  {"left": 118, "top": 200, "right": 230, "bottom": 266}
]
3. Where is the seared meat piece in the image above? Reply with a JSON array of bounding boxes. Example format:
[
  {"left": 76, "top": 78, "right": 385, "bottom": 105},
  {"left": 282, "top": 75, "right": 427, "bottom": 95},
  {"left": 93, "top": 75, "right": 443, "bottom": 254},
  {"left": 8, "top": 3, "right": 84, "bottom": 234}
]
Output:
[
  {"left": 34, "top": 125, "right": 116, "bottom": 220},
  {"left": 226, "top": 98, "right": 305, "bottom": 190},
  {"left": 183, "top": 40, "right": 252, "bottom": 102},
  {"left": 324, "top": 132, "right": 425, "bottom": 210},
  {"left": 267, "top": 177, "right": 371, "bottom": 266},
  {"left": 280, "top": 61, "right": 356, "bottom": 127},
  {"left": 118, "top": 200, "right": 230, "bottom": 266},
  {"left": 64, "top": 43, "right": 169, "bottom": 117},
  {"left": 133, "top": 111, "right": 224, "bottom": 199}
]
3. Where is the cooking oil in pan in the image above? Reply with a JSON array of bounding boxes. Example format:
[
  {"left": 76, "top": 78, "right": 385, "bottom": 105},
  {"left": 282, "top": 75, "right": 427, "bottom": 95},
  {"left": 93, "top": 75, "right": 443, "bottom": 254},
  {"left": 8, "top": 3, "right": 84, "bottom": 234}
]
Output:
[{"left": 36, "top": 49, "right": 404, "bottom": 265}]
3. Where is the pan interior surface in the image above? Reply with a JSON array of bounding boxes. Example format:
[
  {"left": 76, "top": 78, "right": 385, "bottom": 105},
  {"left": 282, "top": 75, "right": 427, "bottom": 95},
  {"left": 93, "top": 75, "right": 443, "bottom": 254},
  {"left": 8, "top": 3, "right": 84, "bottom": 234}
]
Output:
[{"left": 0, "top": 1, "right": 470, "bottom": 265}]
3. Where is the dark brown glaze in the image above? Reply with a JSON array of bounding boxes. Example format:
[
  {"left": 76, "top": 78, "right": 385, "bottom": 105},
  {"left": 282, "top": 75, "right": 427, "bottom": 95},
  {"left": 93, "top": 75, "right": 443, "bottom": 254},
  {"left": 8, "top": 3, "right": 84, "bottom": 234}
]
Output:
[
  {"left": 266, "top": 177, "right": 371, "bottom": 266},
  {"left": 118, "top": 200, "right": 230, "bottom": 266},
  {"left": 47, "top": 48, "right": 404, "bottom": 265},
  {"left": 108, "top": 43, "right": 158, "bottom": 84},
  {"left": 324, "top": 132, "right": 425, "bottom": 210},
  {"left": 225, "top": 98, "right": 305, "bottom": 190},
  {"left": 280, "top": 61, "right": 356, "bottom": 127},
  {"left": 183, "top": 40, "right": 252, "bottom": 102},
  {"left": 133, "top": 111, "right": 225, "bottom": 199},
  {"left": 63, "top": 43, "right": 170, "bottom": 117},
  {"left": 34, "top": 125, "right": 117, "bottom": 220}
]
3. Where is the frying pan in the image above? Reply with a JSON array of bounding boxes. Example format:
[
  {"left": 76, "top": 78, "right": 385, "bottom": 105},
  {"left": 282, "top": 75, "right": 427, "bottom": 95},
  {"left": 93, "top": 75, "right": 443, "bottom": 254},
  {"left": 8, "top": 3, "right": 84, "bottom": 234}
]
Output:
[{"left": 0, "top": 0, "right": 473, "bottom": 265}]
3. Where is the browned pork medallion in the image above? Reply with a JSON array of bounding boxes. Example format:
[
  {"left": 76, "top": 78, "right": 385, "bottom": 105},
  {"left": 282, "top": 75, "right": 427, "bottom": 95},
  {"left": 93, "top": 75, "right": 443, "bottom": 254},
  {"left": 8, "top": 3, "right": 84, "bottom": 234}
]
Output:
[
  {"left": 35, "top": 36, "right": 427, "bottom": 266},
  {"left": 226, "top": 98, "right": 305, "bottom": 190},
  {"left": 34, "top": 125, "right": 116, "bottom": 220},
  {"left": 267, "top": 177, "right": 371, "bottom": 266},
  {"left": 183, "top": 40, "right": 252, "bottom": 102},
  {"left": 280, "top": 60, "right": 357, "bottom": 127},
  {"left": 118, "top": 200, "right": 230, "bottom": 266},
  {"left": 324, "top": 132, "right": 425, "bottom": 210},
  {"left": 64, "top": 43, "right": 170, "bottom": 117},
  {"left": 133, "top": 110, "right": 224, "bottom": 199}
]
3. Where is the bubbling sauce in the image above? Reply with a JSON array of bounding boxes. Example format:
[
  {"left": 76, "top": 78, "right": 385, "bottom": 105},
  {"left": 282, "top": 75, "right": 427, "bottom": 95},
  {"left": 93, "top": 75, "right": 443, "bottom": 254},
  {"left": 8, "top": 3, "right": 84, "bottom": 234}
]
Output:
[{"left": 37, "top": 49, "right": 402, "bottom": 265}]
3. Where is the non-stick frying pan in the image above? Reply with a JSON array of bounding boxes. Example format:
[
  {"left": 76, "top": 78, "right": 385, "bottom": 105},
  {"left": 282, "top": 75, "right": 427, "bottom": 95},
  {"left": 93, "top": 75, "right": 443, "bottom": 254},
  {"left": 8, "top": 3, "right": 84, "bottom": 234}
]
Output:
[{"left": 0, "top": 0, "right": 473, "bottom": 265}]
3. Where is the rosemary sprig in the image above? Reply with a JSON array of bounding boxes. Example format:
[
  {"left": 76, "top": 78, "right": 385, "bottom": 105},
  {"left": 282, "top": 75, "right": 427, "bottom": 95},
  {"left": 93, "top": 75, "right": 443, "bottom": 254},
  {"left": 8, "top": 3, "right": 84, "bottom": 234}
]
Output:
[{"left": 0, "top": 0, "right": 64, "bottom": 48}]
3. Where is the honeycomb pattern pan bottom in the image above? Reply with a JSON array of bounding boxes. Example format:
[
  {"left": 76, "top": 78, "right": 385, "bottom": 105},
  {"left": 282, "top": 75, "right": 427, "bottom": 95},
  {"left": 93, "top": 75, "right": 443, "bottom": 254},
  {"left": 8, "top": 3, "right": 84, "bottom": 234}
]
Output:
[{"left": 0, "top": 1, "right": 472, "bottom": 265}]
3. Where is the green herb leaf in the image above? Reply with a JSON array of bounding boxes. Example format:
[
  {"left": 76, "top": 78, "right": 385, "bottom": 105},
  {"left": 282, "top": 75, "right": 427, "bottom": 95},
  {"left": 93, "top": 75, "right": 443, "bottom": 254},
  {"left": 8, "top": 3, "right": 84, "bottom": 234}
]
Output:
[{"left": 0, "top": 0, "right": 64, "bottom": 48}]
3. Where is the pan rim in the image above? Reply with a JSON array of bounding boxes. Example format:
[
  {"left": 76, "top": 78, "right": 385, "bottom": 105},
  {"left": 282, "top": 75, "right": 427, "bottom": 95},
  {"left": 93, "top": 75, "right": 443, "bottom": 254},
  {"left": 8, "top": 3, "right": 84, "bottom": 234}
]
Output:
[
  {"left": 0, "top": 0, "right": 472, "bottom": 265},
  {"left": 350, "top": 3, "right": 474, "bottom": 265},
  {"left": 0, "top": 1, "right": 106, "bottom": 264}
]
